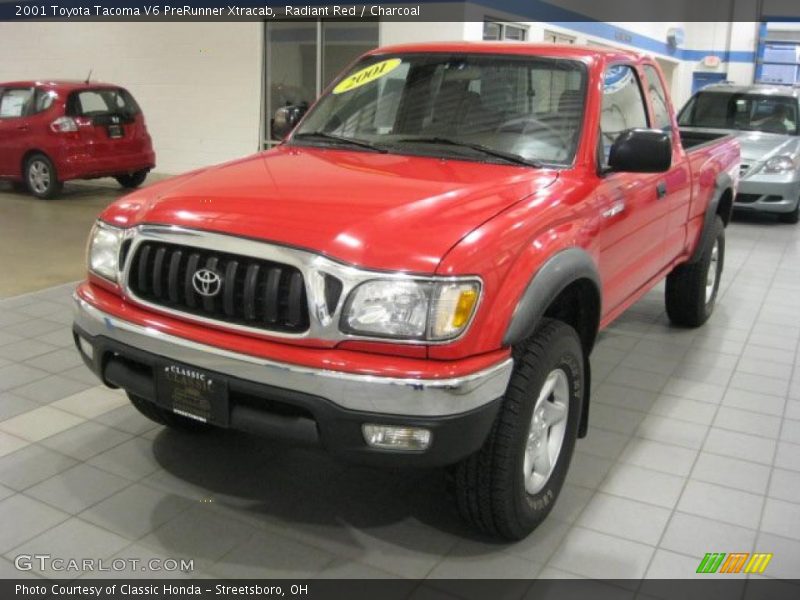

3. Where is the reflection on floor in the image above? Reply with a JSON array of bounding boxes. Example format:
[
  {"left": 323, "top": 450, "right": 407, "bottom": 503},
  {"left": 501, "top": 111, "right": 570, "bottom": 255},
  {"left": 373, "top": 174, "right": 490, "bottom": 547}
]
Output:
[{"left": 0, "top": 214, "right": 798, "bottom": 583}]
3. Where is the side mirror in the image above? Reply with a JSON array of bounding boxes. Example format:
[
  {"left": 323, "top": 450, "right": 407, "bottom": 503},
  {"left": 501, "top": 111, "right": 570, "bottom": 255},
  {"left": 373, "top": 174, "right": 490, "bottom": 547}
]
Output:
[
  {"left": 272, "top": 103, "right": 308, "bottom": 139},
  {"left": 607, "top": 128, "right": 672, "bottom": 173}
]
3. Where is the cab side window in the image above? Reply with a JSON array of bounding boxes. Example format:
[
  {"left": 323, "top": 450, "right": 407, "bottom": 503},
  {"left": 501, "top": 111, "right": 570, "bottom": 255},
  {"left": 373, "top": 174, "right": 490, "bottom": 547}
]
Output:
[
  {"left": 599, "top": 65, "right": 649, "bottom": 165},
  {"left": 0, "top": 88, "right": 34, "bottom": 118},
  {"left": 643, "top": 65, "right": 671, "bottom": 130}
]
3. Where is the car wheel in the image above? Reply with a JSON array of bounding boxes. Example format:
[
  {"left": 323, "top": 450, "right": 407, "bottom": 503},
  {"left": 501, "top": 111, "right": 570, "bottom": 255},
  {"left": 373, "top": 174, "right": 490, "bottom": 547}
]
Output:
[
  {"left": 115, "top": 170, "right": 148, "bottom": 189},
  {"left": 128, "top": 393, "right": 212, "bottom": 433},
  {"left": 451, "top": 318, "right": 583, "bottom": 540},
  {"left": 779, "top": 201, "right": 799, "bottom": 224},
  {"left": 665, "top": 215, "right": 725, "bottom": 327},
  {"left": 25, "top": 154, "right": 62, "bottom": 199}
]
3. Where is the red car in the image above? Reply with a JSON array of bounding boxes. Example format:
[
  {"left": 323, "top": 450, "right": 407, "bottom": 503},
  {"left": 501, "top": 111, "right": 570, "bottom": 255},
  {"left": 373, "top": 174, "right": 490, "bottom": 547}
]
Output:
[
  {"left": 73, "top": 44, "right": 739, "bottom": 539},
  {"left": 0, "top": 80, "right": 155, "bottom": 198}
]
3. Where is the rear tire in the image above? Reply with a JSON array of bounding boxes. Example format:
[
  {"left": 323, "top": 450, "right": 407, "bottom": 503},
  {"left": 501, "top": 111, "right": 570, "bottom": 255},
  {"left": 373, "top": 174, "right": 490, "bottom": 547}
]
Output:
[
  {"left": 25, "top": 154, "right": 62, "bottom": 199},
  {"left": 665, "top": 216, "right": 725, "bottom": 328},
  {"left": 779, "top": 202, "right": 799, "bottom": 224},
  {"left": 451, "top": 318, "right": 583, "bottom": 540},
  {"left": 116, "top": 169, "right": 148, "bottom": 189},
  {"left": 128, "top": 393, "right": 212, "bottom": 433}
]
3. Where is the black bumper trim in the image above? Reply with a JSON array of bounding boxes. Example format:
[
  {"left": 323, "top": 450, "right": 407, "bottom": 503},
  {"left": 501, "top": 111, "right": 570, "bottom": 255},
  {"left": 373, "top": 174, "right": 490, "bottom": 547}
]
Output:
[{"left": 73, "top": 325, "right": 502, "bottom": 467}]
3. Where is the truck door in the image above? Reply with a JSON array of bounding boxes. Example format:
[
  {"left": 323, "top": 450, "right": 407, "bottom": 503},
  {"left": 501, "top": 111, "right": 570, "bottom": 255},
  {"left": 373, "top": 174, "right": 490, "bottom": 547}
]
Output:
[
  {"left": 641, "top": 64, "right": 692, "bottom": 265},
  {"left": 594, "top": 64, "right": 669, "bottom": 313},
  {"left": 0, "top": 87, "right": 34, "bottom": 178}
]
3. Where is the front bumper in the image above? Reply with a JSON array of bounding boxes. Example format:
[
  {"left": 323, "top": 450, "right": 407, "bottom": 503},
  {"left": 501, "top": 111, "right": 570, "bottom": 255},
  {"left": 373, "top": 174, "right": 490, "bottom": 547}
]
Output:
[
  {"left": 735, "top": 175, "right": 800, "bottom": 214},
  {"left": 73, "top": 296, "right": 512, "bottom": 466}
]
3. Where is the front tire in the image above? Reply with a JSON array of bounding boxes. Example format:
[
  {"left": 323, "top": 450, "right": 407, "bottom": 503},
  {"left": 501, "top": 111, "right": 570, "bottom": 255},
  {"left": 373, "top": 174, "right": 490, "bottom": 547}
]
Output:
[
  {"left": 779, "top": 201, "right": 799, "bottom": 224},
  {"left": 25, "top": 154, "right": 62, "bottom": 199},
  {"left": 128, "top": 393, "right": 212, "bottom": 433},
  {"left": 115, "top": 170, "right": 148, "bottom": 189},
  {"left": 665, "top": 215, "right": 725, "bottom": 327},
  {"left": 451, "top": 318, "right": 583, "bottom": 540}
]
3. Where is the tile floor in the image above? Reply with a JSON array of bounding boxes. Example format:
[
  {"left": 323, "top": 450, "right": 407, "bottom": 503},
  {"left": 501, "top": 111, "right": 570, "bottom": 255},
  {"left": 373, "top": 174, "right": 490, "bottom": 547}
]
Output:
[{"left": 0, "top": 215, "right": 798, "bottom": 582}]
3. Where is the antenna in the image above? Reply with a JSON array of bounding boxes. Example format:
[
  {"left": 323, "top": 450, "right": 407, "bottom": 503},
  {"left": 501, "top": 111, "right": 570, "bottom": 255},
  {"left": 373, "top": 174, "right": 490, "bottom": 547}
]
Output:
[{"left": 85, "top": 69, "right": 93, "bottom": 84}]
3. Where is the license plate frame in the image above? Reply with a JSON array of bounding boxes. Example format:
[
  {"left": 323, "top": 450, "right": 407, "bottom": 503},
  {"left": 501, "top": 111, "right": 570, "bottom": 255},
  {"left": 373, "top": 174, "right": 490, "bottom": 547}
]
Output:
[{"left": 155, "top": 362, "right": 229, "bottom": 426}]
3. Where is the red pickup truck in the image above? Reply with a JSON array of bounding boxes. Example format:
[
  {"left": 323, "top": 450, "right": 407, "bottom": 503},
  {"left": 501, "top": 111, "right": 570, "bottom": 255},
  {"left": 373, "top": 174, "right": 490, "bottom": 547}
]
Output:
[{"left": 73, "top": 43, "right": 739, "bottom": 540}]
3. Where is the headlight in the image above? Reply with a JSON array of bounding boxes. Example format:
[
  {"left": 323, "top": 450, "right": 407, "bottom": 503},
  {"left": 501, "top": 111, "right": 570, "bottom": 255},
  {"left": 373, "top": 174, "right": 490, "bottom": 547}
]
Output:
[
  {"left": 341, "top": 278, "right": 480, "bottom": 341},
  {"left": 762, "top": 155, "right": 796, "bottom": 174},
  {"left": 87, "top": 221, "right": 125, "bottom": 282}
]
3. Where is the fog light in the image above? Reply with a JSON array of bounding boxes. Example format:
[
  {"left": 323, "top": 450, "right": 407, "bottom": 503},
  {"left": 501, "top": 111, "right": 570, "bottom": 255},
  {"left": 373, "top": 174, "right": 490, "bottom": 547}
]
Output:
[
  {"left": 77, "top": 336, "right": 94, "bottom": 361},
  {"left": 362, "top": 424, "right": 432, "bottom": 451}
]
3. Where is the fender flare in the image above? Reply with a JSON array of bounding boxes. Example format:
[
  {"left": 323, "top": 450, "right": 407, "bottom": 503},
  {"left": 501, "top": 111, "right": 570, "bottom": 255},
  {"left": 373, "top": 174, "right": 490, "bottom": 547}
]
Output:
[
  {"left": 503, "top": 247, "right": 601, "bottom": 348},
  {"left": 689, "top": 171, "right": 733, "bottom": 264}
]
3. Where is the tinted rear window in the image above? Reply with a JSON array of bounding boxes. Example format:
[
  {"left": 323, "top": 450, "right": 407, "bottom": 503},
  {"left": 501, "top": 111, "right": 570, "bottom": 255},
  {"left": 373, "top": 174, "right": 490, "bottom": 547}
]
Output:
[{"left": 66, "top": 88, "right": 141, "bottom": 117}]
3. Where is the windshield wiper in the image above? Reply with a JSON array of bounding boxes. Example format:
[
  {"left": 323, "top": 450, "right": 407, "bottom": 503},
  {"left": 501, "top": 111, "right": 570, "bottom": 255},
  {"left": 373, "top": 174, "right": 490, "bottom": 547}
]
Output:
[
  {"left": 396, "top": 136, "right": 543, "bottom": 167},
  {"left": 293, "top": 131, "right": 388, "bottom": 153}
]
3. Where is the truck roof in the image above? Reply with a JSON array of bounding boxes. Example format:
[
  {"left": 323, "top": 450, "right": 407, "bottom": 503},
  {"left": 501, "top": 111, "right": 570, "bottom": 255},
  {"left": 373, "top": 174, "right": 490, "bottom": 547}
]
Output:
[
  {"left": 0, "top": 80, "right": 124, "bottom": 92},
  {"left": 368, "top": 42, "right": 647, "bottom": 63},
  {"left": 698, "top": 82, "right": 800, "bottom": 98}
]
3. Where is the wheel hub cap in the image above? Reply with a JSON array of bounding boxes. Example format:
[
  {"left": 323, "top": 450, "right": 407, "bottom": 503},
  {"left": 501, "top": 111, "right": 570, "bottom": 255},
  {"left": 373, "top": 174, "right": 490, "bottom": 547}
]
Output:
[
  {"left": 705, "top": 240, "right": 719, "bottom": 304},
  {"left": 28, "top": 161, "right": 50, "bottom": 194},
  {"left": 523, "top": 368, "right": 569, "bottom": 495}
]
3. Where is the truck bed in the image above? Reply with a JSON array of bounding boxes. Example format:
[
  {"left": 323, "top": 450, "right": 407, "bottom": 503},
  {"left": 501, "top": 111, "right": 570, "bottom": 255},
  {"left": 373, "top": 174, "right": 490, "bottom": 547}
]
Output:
[{"left": 679, "top": 129, "right": 734, "bottom": 152}]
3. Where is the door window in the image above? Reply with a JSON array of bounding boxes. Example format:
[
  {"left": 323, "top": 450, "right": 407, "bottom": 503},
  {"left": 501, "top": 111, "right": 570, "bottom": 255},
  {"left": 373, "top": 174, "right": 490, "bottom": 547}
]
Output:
[
  {"left": 599, "top": 65, "right": 649, "bottom": 164},
  {"left": 643, "top": 65, "right": 672, "bottom": 130},
  {"left": 0, "top": 88, "right": 33, "bottom": 118}
]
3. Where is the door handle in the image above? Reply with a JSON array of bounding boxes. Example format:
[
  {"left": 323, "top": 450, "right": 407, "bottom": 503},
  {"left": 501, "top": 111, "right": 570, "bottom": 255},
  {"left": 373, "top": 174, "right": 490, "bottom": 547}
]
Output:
[{"left": 656, "top": 181, "right": 667, "bottom": 199}]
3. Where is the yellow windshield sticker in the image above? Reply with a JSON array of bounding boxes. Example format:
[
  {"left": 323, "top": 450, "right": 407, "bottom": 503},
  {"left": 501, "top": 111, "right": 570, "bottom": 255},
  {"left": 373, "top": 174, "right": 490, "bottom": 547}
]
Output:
[{"left": 332, "top": 58, "right": 402, "bottom": 94}]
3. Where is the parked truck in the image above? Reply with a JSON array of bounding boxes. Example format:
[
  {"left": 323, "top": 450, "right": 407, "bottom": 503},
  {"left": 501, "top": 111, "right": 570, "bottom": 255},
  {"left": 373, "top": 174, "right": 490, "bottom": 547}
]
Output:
[{"left": 73, "top": 43, "right": 739, "bottom": 540}]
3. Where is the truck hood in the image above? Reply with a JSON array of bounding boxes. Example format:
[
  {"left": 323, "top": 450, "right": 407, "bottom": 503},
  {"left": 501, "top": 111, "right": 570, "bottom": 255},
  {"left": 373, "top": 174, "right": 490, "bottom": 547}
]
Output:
[
  {"left": 103, "top": 146, "right": 558, "bottom": 273},
  {"left": 683, "top": 127, "right": 800, "bottom": 164}
]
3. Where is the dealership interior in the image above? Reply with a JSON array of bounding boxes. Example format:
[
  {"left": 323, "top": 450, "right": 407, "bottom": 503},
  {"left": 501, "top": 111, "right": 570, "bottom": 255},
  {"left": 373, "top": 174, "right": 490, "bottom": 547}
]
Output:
[{"left": 1, "top": 9, "right": 800, "bottom": 586}]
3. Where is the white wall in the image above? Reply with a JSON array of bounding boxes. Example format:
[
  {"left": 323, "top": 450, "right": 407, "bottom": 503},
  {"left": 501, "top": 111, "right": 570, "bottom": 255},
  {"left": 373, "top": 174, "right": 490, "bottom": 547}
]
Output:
[{"left": 0, "top": 22, "right": 263, "bottom": 175}]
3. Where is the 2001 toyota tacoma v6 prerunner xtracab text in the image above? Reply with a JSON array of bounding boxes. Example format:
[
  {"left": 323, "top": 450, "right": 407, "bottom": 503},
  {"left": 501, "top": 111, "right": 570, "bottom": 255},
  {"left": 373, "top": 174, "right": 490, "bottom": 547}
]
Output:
[{"left": 73, "top": 43, "right": 740, "bottom": 540}]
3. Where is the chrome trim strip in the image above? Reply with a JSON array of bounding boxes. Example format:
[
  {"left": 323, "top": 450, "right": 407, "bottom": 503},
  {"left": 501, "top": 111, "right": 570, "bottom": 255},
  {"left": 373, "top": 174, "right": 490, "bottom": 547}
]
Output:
[
  {"left": 117, "top": 224, "right": 481, "bottom": 345},
  {"left": 74, "top": 295, "right": 513, "bottom": 417}
]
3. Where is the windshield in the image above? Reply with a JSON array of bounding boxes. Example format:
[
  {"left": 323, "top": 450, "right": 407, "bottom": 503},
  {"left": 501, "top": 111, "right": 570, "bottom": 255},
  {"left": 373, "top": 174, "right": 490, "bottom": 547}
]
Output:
[
  {"left": 679, "top": 91, "right": 799, "bottom": 135},
  {"left": 293, "top": 53, "right": 587, "bottom": 166}
]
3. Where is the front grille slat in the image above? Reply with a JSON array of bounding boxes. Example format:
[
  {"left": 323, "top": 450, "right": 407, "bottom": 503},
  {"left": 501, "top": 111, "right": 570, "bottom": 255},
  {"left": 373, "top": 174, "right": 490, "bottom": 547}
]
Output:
[
  {"left": 128, "top": 241, "right": 310, "bottom": 334},
  {"left": 223, "top": 260, "right": 239, "bottom": 317},
  {"left": 152, "top": 247, "right": 167, "bottom": 298},
  {"left": 264, "top": 267, "right": 282, "bottom": 324}
]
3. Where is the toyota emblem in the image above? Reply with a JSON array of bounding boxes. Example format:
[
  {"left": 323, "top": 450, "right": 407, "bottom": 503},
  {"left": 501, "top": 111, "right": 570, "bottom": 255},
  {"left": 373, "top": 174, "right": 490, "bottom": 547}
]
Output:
[{"left": 192, "top": 269, "right": 222, "bottom": 297}]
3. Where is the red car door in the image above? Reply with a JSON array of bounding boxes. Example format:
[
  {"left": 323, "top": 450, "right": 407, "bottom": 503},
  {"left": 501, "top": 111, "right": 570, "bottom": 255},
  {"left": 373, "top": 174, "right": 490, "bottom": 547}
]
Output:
[
  {"left": 593, "top": 64, "right": 670, "bottom": 314},
  {"left": 0, "top": 87, "right": 35, "bottom": 178}
]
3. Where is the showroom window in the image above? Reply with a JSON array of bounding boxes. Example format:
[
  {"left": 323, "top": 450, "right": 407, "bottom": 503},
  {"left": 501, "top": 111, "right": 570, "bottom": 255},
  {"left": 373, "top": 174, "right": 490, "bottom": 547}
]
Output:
[
  {"left": 544, "top": 30, "right": 576, "bottom": 44},
  {"left": 643, "top": 64, "right": 672, "bottom": 130},
  {"left": 483, "top": 21, "right": 528, "bottom": 41},
  {"left": 599, "top": 64, "right": 649, "bottom": 164},
  {"left": 263, "top": 21, "right": 379, "bottom": 146}
]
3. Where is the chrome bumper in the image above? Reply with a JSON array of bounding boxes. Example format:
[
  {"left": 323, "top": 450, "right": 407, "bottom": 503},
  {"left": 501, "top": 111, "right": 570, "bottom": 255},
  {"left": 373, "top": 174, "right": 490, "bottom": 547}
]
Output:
[{"left": 73, "top": 296, "right": 513, "bottom": 417}]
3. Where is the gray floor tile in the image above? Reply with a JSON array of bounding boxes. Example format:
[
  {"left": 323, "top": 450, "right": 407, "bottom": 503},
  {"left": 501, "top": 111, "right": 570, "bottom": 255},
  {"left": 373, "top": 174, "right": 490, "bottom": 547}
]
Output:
[
  {"left": 775, "top": 441, "right": 800, "bottom": 473},
  {"left": 649, "top": 394, "right": 717, "bottom": 426},
  {"left": 86, "top": 437, "right": 161, "bottom": 481},
  {"left": 94, "top": 404, "right": 160, "bottom": 435},
  {"left": 0, "top": 494, "right": 69, "bottom": 553},
  {"left": 760, "top": 498, "right": 800, "bottom": 541},
  {"left": 617, "top": 438, "right": 698, "bottom": 477},
  {"left": 0, "top": 406, "right": 84, "bottom": 442},
  {"left": 636, "top": 414, "right": 708, "bottom": 450},
  {"left": 0, "top": 432, "right": 28, "bottom": 459},
  {"left": 549, "top": 527, "right": 654, "bottom": 579},
  {"left": 768, "top": 468, "right": 800, "bottom": 504},
  {"left": 600, "top": 463, "right": 685, "bottom": 509},
  {"left": 39, "top": 420, "right": 132, "bottom": 461},
  {"left": 576, "top": 428, "right": 629, "bottom": 460},
  {"left": 79, "top": 483, "right": 194, "bottom": 541},
  {"left": 722, "top": 388, "right": 786, "bottom": 417},
  {"left": 779, "top": 418, "right": 800, "bottom": 445},
  {"left": 565, "top": 452, "right": 613, "bottom": 489},
  {"left": 691, "top": 452, "right": 771, "bottom": 495},
  {"left": 703, "top": 428, "right": 776, "bottom": 465},
  {"left": 10, "top": 374, "right": 93, "bottom": 404},
  {"left": 427, "top": 551, "right": 542, "bottom": 579},
  {"left": 25, "top": 463, "right": 131, "bottom": 514},
  {"left": 677, "top": 481, "right": 764, "bottom": 530},
  {"left": 0, "top": 364, "right": 51, "bottom": 392},
  {"left": 2, "top": 319, "right": 62, "bottom": 338},
  {"left": 592, "top": 383, "right": 659, "bottom": 413},
  {"left": 0, "top": 393, "right": 40, "bottom": 421},
  {"left": 713, "top": 406, "right": 782, "bottom": 438},
  {"left": 753, "top": 533, "right": 800, "bottom": 579},
  {"left": 0, "top": 340, "right": 58, "bottom": 362},
  {"left": 5, "top": 518, "right": 130, "bottom": 578},
  {"left": 24, "top": 348, "right": 84, "bottom": 374},
  {"left": 51, "top": 386, "right": 128, "bottom": 419},
  {"left": 644, "top": 549, "right": 707, "bottom": 580},
  {"left": 0, "top": 445, "right": 78, "bottom": 490},
  {"left": 660, "top": 377, "right": 726, "bottom": 404},
  {"left": 59, "top": 364, "right": 104, "bottom": 386},
  {"left": 589, "top": 403, "right": 645, "bottom": 435},
  {"left": 659, "top": 512, "right": 757, "bottom": 558},
  {"left": 577, "top": 493, "right": 671, "bottom": 545},
  {"left": 606, "top": 367, "right": 668, "bottom": 393},
  {"left": 729, "top": 372, "right": 789, "bottom": 398}
]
